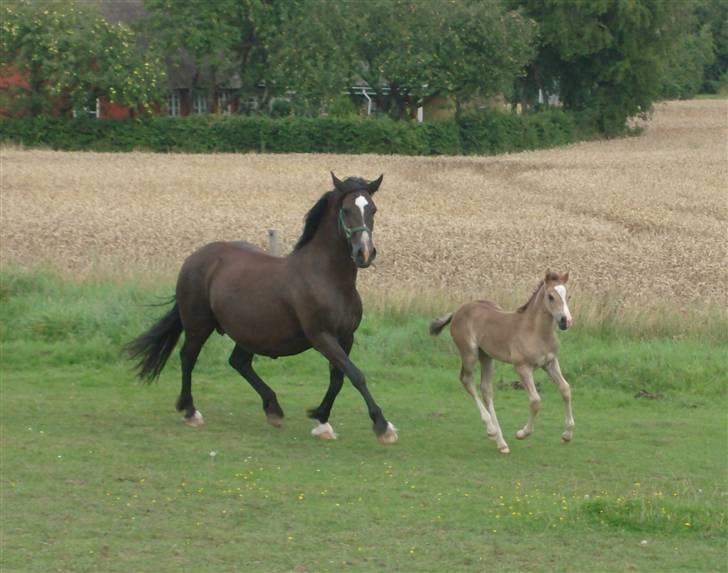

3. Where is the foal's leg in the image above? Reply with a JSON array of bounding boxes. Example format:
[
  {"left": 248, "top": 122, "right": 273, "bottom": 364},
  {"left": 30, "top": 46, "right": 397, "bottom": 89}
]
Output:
[
  {"left": 544, "top": 358, "right": 575, "bottom": 442},
  {"left": 478, "top": 352, "right": 507, "bottom": 450},
  {"left": 177, "top": 330, "right": 213, "bottom": 427},
  {"left": 309, "top": 331, "right": 397, "bottom": 444},
  {"left": 229, "top": 345, "right": 285, "bottom": 427},
  {"left": 307, "top": 335, "right": 353, "bottom": 440},
  {"left": 515, "top": 364, "right": 541, "bottom": 440},
  {"left": 460, "top": 350, "right": 509, "bottom": 453}
]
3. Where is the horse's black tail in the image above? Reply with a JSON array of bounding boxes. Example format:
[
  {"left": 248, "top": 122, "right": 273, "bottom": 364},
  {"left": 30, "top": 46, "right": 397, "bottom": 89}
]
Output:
[
  {"left": 429, "top": 312, "right": 453, "bottom": 336},
  {"left": 126, "top": 300, "right": 183, "bottom": 383}
]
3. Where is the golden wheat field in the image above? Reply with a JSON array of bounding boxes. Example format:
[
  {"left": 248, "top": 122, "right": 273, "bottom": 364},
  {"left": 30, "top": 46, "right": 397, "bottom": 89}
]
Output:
[{"left": 1, "top": 99, "right": 726, "bottom": 315}]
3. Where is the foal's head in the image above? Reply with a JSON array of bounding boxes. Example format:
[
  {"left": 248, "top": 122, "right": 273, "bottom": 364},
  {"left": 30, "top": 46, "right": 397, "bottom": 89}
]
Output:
[
  {"left": 332, "top": 172, "right": 382, "bottom": 268},
  {"left": 543, "top": 270, "right": 573, "bottom": 330}
]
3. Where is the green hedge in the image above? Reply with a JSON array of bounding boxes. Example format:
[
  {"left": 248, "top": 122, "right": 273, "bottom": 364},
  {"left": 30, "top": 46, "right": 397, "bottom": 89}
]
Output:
[{"left": 0, "top": 109, "right": 583, "bottom": 155}]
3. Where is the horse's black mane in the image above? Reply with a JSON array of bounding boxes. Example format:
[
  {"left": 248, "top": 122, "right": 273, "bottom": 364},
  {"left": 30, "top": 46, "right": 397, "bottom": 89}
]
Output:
[{"left": 294, "top": 178, "right": 370, "bottom": 251}]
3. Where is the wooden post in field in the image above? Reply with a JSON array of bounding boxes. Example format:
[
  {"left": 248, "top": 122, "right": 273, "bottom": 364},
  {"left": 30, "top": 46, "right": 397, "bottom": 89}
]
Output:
[{"left": 268, "top": 229, "right": 280, "bottom": 256}]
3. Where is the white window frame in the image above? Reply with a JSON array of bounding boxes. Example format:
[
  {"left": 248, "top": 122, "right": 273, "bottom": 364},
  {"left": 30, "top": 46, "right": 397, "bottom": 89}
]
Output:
[
  {"left": 192, "top": 92, "right": 209, "bottom": 114},
  {"left": 169, "top": 91, "right": 181, "bottom": 116}
]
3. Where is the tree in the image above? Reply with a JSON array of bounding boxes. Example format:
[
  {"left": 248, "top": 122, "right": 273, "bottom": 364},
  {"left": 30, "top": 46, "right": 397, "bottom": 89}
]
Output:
[
  {"left": 660, "top": 23, "right": 715, "bottom": 99},
  {"left": 0, "top": 0, "right": 165, "bottom": 116},
  {"left": 268, "top": 0, "right": 536, "bottom": 118},
  {"left": 140, "top": 0, "right": 291, "bottom": 112},
  {"left": 512, "top": 0, "right": 687, "bottom": 134},
  {"left": 695, "top": 0, "right": 728, "bottom": 93}
]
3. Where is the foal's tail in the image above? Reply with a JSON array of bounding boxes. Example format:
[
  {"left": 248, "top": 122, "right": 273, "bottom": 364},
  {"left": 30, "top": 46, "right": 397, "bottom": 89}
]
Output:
[
  {"left": 429, "top": 312, "right": 453, "bottom": 336},
  {"left": 125, "top": 299, "right": 183, "bottom": 383}
]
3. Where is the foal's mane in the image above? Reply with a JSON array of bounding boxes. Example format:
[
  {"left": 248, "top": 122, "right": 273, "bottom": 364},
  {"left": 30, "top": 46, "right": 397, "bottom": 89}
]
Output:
[
  {"left": 516, "top": 272, "right": 561, "bottom": 313},
  {"left": 516, "top": 281, "right": 545, "bottom": 313},
  {"left": 293, "top": 178, "right": 370, "bottom": 251}
]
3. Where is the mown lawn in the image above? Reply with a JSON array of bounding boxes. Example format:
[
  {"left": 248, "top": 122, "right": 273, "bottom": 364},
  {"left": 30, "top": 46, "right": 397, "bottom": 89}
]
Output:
[{"left": 1, "top": 272, "right": 726, "bottom": 572}]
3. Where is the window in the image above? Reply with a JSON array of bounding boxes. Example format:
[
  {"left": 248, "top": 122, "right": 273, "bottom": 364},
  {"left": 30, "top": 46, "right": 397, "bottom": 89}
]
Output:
[
  {"left": 169, "top": 91, "right": 181, "bottom": 116},
  {"left": 192, "top": 92, "right": 208, "bottom": 114},
  {"left": 218, "top": 91, "right": 232, "bottom": 115}
]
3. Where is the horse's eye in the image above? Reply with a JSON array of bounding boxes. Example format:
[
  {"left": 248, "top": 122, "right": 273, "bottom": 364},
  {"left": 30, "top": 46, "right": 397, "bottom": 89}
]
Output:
[{"left": 548, "top": 294, "right": 554, "bottom": 301}]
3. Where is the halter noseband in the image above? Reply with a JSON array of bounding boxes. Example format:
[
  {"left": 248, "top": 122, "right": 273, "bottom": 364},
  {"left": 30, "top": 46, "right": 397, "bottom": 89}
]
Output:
[{"left": 338, "top": 207, "right": 370, "bottom": 239}]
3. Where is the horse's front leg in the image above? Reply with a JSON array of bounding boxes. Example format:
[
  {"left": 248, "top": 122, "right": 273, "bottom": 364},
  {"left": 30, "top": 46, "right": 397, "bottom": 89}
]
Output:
[
  {"left": 306, "top": 334, "right": 353, "bottom": 440},
  {"left": 515, "top": 364, "right": 541, "bottom": 440},
  {"left": 309, "top": 331, "right": 398, "bottom": 444},
  {"left": 544, "top": 358, "right": 575, "bottom": 442}
]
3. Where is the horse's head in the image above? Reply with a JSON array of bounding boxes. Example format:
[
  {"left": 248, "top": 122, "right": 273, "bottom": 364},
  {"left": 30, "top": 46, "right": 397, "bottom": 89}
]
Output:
[
  {"left": 543, "top": 270, "right": 573, "bottom": 330},
  {"left": 332, "top": 172, "right": 382, "bottom": 268}
]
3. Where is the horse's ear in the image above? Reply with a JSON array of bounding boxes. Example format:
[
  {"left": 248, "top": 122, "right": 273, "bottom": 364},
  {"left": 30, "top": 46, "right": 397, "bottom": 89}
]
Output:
[
  {"left": 331, "top": 171, "right": 345, "bottom": 191},
  {"left": 368, "top": 174, "right": 384, "bottom": 194},
  {"left": 545, "top": 269, "right": 559, "bottom": 282},
  {"left": 562, "top": 271, "right": 569, "bottom": 284}
]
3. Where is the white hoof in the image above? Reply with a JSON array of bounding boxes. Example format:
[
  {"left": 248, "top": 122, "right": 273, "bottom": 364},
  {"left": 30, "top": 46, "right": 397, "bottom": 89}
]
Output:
[
  {"left": 377, "top": 422, "right": 399, "bottom": 445},
  {"left": 516, "top": 429, "right": 530, "bottom": 440},
  {"left": 311, "top": 422, "right": 337, "bottom": 440},
  {"left": 184, "top": 410, "right": 204, "bottom": 427},
  {"left": 562, "top": 431, "right": 573, "bottom": 442},
  {"left": 498, "top": 445, "right": 511, "bottom": 454}
]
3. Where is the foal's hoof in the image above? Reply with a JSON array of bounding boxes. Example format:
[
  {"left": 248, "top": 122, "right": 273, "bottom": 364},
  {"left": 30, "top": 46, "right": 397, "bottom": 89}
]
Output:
[
  {"left": 377, "top": 422, "right": 399, "bottom": 445},
  {"left": 498, "top": 446, "right": 511, "bottom": 454},
  {"left": 266, "top": 413, "right": 284, "bottom": 428},
  {"left": 183, "top": 410, "right": 204, "bottom": 427},
  {"left": 487, "top": 430, "right": 498, "bottom": 440},
  {"left": 311, "top": 422, "right": 337, "bottom": 440},
  {"left": 562, "top": 432, "right": 573, "bottom": 443},
  {"left": 515, "top": 429, "right": 530, "bottom": 440}
]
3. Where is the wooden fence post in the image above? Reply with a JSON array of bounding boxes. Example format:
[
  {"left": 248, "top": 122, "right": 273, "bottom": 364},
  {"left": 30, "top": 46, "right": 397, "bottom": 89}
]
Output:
[{"left": 268, "top": 229, "right": 279, "bottom": 256}]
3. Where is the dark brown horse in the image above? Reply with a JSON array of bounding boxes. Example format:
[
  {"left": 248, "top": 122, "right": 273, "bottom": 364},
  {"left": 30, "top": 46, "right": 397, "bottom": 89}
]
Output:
[{"left": 127, "top": 173, "right": 398, "bottom": 444}]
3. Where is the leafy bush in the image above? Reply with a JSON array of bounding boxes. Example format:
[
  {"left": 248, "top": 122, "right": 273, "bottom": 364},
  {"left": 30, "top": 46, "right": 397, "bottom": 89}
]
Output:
[
  {"left": 0, "top": 109, "right": 587, "bottom": 156},
  {"left": 457, "top": 108, "right": 578, "bottom": 154}
]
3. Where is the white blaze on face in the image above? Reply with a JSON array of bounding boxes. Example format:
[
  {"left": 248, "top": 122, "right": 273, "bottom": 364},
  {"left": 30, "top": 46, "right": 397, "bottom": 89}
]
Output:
[
  {"left": 354, "top": 195, "right": 368, "bottom": 219},
  {"left": 554, "top": 284, "right": 572, "bottom": 325},
  {"left": 354, "top": 194, "right": 371, "bottom": 245}
]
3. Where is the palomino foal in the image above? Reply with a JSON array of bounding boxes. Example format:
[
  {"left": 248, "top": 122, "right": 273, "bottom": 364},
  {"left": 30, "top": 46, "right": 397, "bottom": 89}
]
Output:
[{"left": 430, "top": 271, "right": 575, "bottom": 454}]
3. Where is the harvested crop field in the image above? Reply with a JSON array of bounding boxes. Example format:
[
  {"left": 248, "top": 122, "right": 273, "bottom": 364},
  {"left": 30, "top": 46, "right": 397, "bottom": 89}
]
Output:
[{"left": 1, "top": 99, "right": 726, "bottom": 310}]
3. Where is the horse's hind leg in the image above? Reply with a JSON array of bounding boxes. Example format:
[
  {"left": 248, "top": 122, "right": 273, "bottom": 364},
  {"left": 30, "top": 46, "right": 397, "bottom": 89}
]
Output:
[
  {"left": 459, "top": 349, "right": 509, "bottom": 453},
  {"left": 229, "top": 345, "right": 284, "bottom": 427},
  {"left": 479, "top": 352, "right": 507, "bottom": 451},
  {"left": 177, "top": 329, "right": 213, "bottom": 427}
]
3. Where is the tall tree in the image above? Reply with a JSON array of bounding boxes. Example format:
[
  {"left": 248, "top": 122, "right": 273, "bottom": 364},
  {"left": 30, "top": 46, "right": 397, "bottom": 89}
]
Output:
[
  {"left": 695, "top": 0, "right": 728, "bottom": 93},
  {"left": 269, "top": 0, "right": 536, "bottom": 118},
  {"left": 140, "top": 0, "right": 289, "bottom": 111},
  {"left": 0, "top": 0, "right": 165, "bottom": 116},
  {"left": 513, "top": 0, "right": 686, "bottom": 133}
]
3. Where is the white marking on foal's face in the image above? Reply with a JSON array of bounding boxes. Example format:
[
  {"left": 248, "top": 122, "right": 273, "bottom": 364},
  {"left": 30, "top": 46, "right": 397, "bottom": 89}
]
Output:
[{"left": 554, "top": 284, "right": 573, "bottom": 325}]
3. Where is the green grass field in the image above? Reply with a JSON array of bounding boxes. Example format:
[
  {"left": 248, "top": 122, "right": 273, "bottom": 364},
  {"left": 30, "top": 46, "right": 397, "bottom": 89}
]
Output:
[{"left": 1, "top": 271, "right": 726, "bottom": 573}]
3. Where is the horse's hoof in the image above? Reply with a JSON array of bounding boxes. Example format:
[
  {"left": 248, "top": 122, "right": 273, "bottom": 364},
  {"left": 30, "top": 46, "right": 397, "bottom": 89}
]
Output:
[
  {"left": 562, "top": 432, "right": 573, "bottom": 443},
  {"left": 515, "top": 429, "right": 529, "bottom": 440},
  {"left": 183, "top": 410, "right": 204, "bottom": 427},
  {"left": 487, "top": 430, "right": 498, "bottom": 440},
  {"left": 377, "top": 422, "right": 399, "bottom": 445},
  {"left": 311, "top": 422, "right": 337, "bottom": 440},
  {"left": 499, "top": 446, "right": 511, "bottom": 454},
  {"left": 266, "top": 414, "right": 283, "bottom": 428}
]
